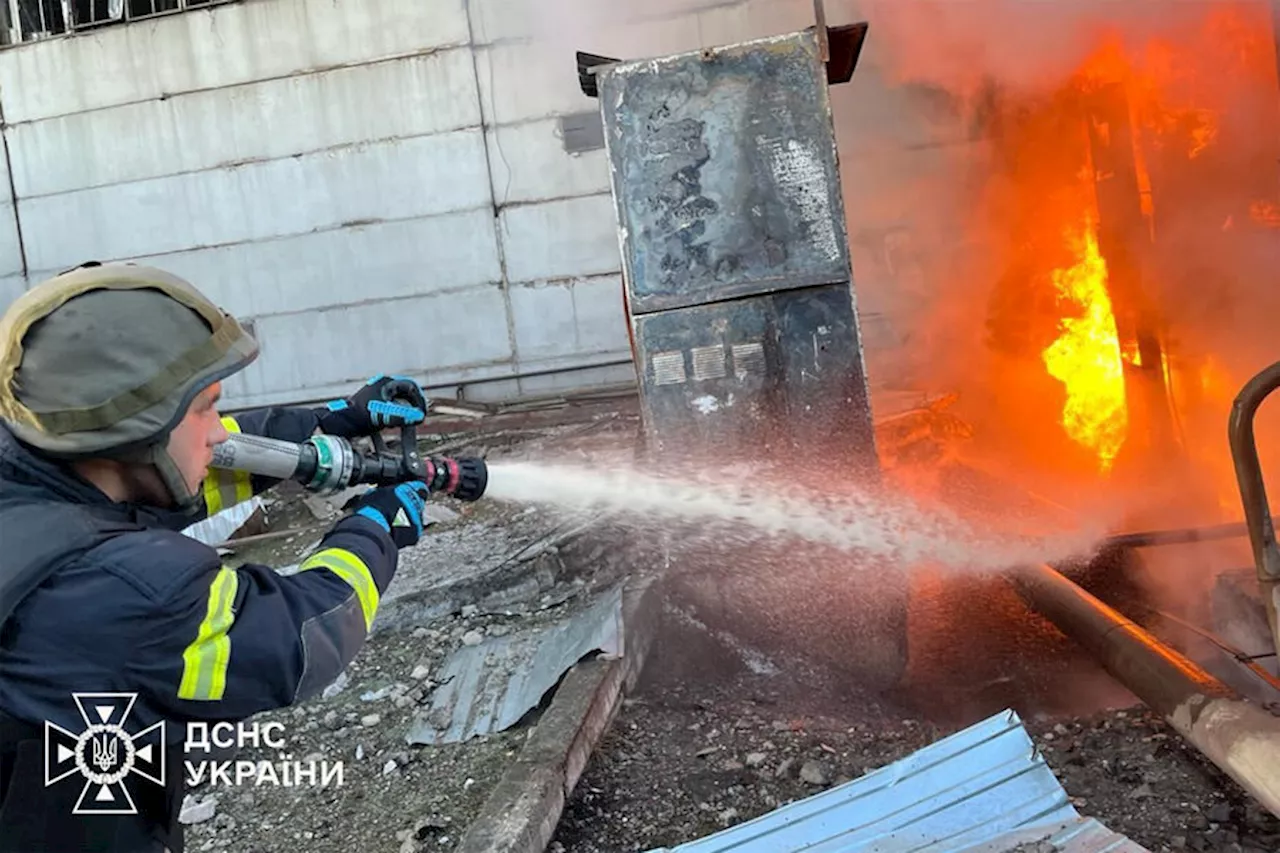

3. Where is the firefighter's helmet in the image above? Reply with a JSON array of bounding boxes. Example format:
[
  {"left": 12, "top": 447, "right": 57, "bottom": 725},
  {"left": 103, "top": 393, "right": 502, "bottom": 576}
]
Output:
[{"left": 0, "top": 261, "right": 259, "bottom": 511}]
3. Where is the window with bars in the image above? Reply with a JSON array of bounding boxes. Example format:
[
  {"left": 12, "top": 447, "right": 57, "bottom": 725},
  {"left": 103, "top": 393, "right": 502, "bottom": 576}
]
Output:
[{"left": 0, "top": 0, "right": 233, "bottom": 46}]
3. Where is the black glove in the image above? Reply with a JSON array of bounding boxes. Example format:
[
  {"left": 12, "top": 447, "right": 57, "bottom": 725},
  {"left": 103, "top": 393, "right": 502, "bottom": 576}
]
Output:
[
  {"left": 318, "top": 374, "right": 429, "bottom": 438},
  {"left": 351, "top": 481, "right": 431, "bottom": 548}
]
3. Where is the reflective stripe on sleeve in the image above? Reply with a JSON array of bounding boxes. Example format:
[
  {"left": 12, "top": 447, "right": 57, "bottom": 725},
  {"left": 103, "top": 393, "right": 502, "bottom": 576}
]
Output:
[
  {"left": 202, "top": 416, "right": 253, "bottom": 516},
  {"left": 178, "top": 566, "right": 239, "bottom": 701},
  {"left": 298, "top": 548, "right": 380, "bottom": 631}
]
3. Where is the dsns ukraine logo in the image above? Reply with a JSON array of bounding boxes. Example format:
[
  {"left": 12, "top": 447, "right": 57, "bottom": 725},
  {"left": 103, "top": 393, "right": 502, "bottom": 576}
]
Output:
[{"left": 44, "top": 693, "right": 166, "bottom": 815}]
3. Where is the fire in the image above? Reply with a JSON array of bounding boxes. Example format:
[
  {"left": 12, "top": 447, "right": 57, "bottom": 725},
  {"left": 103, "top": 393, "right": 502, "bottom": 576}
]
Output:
[
  {"left": 870, "top": 0, "right": 1280, "bottom": 502},
  {"left": 1041, "top": 220, "right": 1128, "bottom": 472},
  {"left": 1250, "top": 200, "right": 1280, "bottom": 228}
]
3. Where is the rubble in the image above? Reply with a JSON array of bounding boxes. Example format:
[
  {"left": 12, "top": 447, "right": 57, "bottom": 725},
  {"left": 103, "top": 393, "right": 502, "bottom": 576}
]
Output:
[
  {"left": 552, "top": 668, "right": 1280, "bottom": 853},
  {"left": 174, "top": 400, "right": 1279, "bottom": 852},
  {"left": 179, "top": 411, "right": 641, "bottom": 853},
  {"left": 179, "top": 795, "right": 218, "bottom": 825}
]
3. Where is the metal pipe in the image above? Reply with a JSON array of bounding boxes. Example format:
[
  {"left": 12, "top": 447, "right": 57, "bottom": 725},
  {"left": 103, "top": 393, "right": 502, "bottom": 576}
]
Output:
[
  {"left": 1228, "top": 359, "right": 1280, "bottom": 663},
  {"left": 1009, "top": 562, "right": 1280, "bottom": 817},
  {"left": 1099, "top": 518, "right": 1262, "bottom": 550}
]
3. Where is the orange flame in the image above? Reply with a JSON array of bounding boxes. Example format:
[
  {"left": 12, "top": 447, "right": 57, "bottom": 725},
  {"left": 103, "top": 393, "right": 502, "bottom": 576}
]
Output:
[
  {"left": 1041, "top": 220, "right": 1128, "bottom": 472},
  {"left": 1250, "top": 200, "right": 1280, "bottom": 228}
]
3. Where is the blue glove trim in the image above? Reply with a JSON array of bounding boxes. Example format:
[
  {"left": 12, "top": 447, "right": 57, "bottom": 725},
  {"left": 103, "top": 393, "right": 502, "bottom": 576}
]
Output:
[
  {"left": 356, "top": 506, "right": 390, "bottom": 532},
  {"left": 393, "top": 482, "right": 427, "bottom": 536},
  {"left": 368, "top": 400, "right": 425, "bottom": 427},
  {"left": 326, "top": 400, "right": 349, "bottom": 412}
]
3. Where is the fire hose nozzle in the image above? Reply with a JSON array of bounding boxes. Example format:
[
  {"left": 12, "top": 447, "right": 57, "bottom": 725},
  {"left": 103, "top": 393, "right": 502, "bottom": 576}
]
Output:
[
  {"left": 420, "top": 455, "right": 488, "bottom": 502},
  {"left": 209, "top": 430, "right": 488, "bottom": 502}
]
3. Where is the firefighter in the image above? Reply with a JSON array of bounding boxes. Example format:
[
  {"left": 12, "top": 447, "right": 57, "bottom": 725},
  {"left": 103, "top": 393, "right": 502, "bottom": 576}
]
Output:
[{"left": 0, "top": 262, "right": 438, "bottom": 852}]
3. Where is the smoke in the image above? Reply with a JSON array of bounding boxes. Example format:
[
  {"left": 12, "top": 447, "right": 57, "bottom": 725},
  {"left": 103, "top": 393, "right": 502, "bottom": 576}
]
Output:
[
  {"left": 845, "top": 0, "right": 1280, "bottom": 635},
  {"left": 505, "top": 0, "right": 1280, "bottom": 684},
  {"left": 859, "top": 0, "right": 1259, "bottom": 94}
]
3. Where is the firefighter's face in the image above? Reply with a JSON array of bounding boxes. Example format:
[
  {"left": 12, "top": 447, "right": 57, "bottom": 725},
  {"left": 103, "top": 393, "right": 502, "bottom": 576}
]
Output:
[{"left": 167, "top": 382, "right": 230, "bottom": 494}]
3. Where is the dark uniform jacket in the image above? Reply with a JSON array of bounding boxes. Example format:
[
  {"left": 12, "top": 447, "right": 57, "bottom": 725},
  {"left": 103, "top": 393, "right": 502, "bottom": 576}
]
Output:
[{"left": 0, "top": 407, "right": 400, "bottom": 852}]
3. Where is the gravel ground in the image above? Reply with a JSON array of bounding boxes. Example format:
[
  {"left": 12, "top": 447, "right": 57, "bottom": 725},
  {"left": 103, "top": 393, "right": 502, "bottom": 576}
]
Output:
[
  {"left": 177, "top": 409, "right": 639, "bottom": 853},
  {"left": 180, "top": 615, "right": 527, "bottom": 853},
  {"left": 171, "top": 398, "right": 1280, "bottom": 853},
  {"left": 553, "top": 665, "right": 1280, "bottom": 853}
]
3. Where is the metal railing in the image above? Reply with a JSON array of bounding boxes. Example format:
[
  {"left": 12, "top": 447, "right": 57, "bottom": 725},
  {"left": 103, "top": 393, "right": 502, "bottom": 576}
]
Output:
[
  {"left": 1229, "top": 358, "right": 1280, "bottom": 665},
  {"left": 1, "top": 0, "right": 234, "bottom": 47}
]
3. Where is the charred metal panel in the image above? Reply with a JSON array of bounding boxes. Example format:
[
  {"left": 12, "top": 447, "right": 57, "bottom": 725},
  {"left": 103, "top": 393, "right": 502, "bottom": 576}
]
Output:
[
  {"left": 598, "top": 32, "right": 852, "bottom": 316},
  {"left": 596, "top": 28, "right": 877, "bottom": 476},
  {"left": 633, "top": 283, "right": 875, "bottom": 468}
]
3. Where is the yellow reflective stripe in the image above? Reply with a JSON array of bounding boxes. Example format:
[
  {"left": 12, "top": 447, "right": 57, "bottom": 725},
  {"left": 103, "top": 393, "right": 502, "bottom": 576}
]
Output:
[
  {"left": 202, "top": 417, "right": 252, "bottom": 516},
  {"left": 299, "top": 548, "right": 380, "bottom": 631},
  {"left": 178, "top": 566, "right": 239, "bottom": 701}
]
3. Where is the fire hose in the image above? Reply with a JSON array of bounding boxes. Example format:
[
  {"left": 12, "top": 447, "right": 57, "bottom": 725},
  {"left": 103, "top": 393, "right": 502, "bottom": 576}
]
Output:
[{"left": 208, "top": 421, "right": 488, "bottom": 502}]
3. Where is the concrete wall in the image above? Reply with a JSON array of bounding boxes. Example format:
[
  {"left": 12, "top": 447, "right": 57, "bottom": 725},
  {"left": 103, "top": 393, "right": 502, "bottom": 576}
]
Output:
[{"left": 0, "top": 0, "right": 976, "bottom": 410}]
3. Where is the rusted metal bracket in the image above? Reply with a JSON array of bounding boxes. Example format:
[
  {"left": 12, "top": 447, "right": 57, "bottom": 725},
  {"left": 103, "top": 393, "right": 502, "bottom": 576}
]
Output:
[
  {"left": 1228, "top": 359, "right": 1280, "bottom": 665},
  {"left": 1010, "top": 563, "right": 1280, "bottom": 817},
  {"left": 575, "top": 18, "right": 868, "bottom": 99},
  {"left": 813, "top": 0, "right": 829, "bottom": 62}
]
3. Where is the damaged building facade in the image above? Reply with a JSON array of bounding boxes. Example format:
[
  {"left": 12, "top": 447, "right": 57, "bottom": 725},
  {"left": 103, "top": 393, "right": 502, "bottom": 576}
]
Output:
[{"left": 0, "top": 0, "right": 961, "bottom": 411}]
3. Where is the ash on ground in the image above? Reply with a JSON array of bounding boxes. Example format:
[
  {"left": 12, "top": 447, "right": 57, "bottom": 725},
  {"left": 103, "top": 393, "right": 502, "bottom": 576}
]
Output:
[
  {"left": 553, "top": 663, "right": 1280, "bottom": 853},
  {"left": 550, "top": 590, "right": 1280, "bottom": 853}
]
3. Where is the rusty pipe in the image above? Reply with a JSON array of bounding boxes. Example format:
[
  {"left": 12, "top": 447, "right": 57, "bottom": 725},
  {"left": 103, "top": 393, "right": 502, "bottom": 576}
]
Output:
[
  {"left": 1228, "top": 359, "right": 1280, "bottom": 664},
  {"left": 1009, "top": 563, "right": 1280, "bottom": 816},
  {"left": 1099, "top": 517, "right": 1276, "bottom": 550}
]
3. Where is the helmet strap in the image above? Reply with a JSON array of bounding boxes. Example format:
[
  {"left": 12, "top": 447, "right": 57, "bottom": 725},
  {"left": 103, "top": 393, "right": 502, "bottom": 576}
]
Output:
[
  {"left": 147, "top": 444, "right": 203, "bottom": 516},
  {"left": 112, "top": 441, "right": 202, "bottom": 516}
]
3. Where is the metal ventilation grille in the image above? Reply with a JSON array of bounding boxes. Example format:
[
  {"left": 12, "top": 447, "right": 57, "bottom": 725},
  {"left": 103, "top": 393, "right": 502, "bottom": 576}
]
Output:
[
  {"left": 691, "top": 345, "right": 727, "bottom": 381},
  {"left": 652, "top": 351, "right": 687, "bottom": 385},
  {"left": 732, "top": 342, "right": 766, "bottom": 378}
]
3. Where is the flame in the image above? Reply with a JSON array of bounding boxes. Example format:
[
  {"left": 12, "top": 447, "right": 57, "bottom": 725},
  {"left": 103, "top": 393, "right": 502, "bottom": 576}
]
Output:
[
  {"left": 1250, "top": 200, "right": 1280, "bottom": 228},
  {"left": 1041, "top": 220, "right": 1128, "bottom": 472}
]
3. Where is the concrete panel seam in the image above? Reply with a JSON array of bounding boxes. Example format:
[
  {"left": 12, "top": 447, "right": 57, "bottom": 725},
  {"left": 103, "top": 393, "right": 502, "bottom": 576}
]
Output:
[
  {"left": 14, "top": 124, "right": 486, "bottom": 202},
  {"left": 220, "top": 361, "right": 637, "bottom": 412},
  {"left": 514, "top": 351, "right": 635, "bottom": 371},
  {"left": 496, "top": 188, "right": 613, "bottom": 213},
  {"left": 507, "top": 272, "right": 621, "bottom": 288},
  {"left": 2, "top": 42, "right": 472, "bottom": 128},
  {"left": 24, "top": 203, "right": 496, "bottom": 271},
  {"left": 246, "top": 280, "right": 506, "bottom": 323},
  {"left": 466, "top": 0, "right": 747, "bottom": 48},
  {"left": 0, "top": 91, "right": 27, "bottom": 281},
  {"left": 250, "top": 353, "right": 518, "bottom": 402},
  {"left": 464, "top": 0, "right": 522, "bottom": 392}
]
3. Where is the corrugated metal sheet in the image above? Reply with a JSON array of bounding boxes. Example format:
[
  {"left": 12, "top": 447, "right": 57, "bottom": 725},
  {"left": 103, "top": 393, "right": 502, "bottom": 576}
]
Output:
[
  {"left": 971, "top": 817, "right": 1148, "bottom": 852},
  {"left": 644, "top": 709, "right": 1151, "bottom": 853},
  {"left": 405, "top": 583, "right": 625, "bottom": 746}
]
